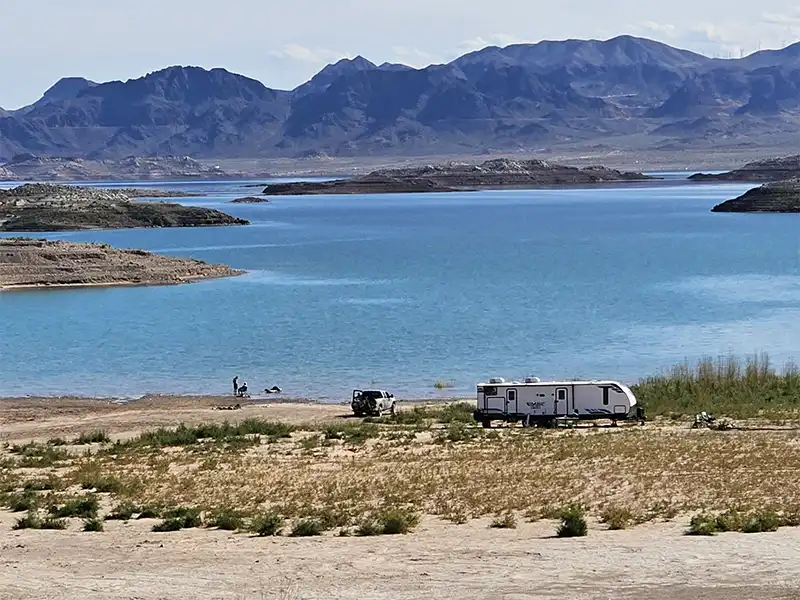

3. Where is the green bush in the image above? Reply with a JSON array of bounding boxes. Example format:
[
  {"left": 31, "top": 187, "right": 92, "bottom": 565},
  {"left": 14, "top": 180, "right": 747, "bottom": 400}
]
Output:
[
  {"left": 106, "top": 502, "right": 138, "bottom": 521},
  {"left": 323, "top": 423, "right": 380, "bottom": 445},
  {"left": 80, "top": 475, "right": 122, "bottom": 493},
  {"left": 290, "top": 518, "right": 324, "bottom": 537},
  {"left": 136, "top": 505, "right": 162, "bottom": 519},
  {"left": 557, "top": 505, "right": 588, "bottom": 538},
  {"left": 208, "top": 509, "right": 244, "bottom": 531},
  {"left": 126, "top": 420, "right": 295, "bottom": 448},
  {"left": 686, "top": 513, "right": 719, "bottom": 536},
  {"left": 49, "top": 495, "right": 99, "bottom": 519},
  {"left": 152, "top": 518, "right": 184, "bottom": 532},
  {"left": 12, "top": 511, "right": 42, "bottom": 530},
  {"left": 23, "top": 477, "right": 63, "bottom": 492},
  {"left": 161, "top": 507, "right": 202, "bottom": 528},
  {"left": 378, "top": 508, "right": 421, "bottom": 535},
  {"left": 82, "top": 517, "right": 104, "bottom": 532},
  {"left": 75, "top": 430, "right": 111, "bottom": 445},
  {"left": 354, "top": 519, "right": 383, "bottom": 537},
  {"left": 250, "top": 511, "right": 284, "bottom": 536},
  {"left": 633, "top": 354, "right": 800, "bottom": 420},
  {"left": 5, "top": 491, "right": 39, "bottom": 512}
]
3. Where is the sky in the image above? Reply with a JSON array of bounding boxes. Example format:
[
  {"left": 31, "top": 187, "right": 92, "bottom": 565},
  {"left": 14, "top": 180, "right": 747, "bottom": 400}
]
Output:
[{"left": 1, "top": 0, "right": 799, "bottom": 109}]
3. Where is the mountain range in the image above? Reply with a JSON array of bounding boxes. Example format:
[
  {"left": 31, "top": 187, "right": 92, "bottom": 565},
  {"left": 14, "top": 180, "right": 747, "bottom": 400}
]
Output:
[{"left": 2, "top": 35, "right": 800, "bottom": 161}]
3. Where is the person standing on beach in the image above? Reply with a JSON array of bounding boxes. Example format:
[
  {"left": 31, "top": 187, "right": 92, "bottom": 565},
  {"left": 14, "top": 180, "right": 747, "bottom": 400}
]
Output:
[{"left": 233, "top": 376, "right": 239, "bottom": 397}]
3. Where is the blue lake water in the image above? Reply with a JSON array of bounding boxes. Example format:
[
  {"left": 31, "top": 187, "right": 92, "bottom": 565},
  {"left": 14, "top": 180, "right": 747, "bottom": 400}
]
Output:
[{"left": 2, "top": 177, "right": 800, "bottom": 401}]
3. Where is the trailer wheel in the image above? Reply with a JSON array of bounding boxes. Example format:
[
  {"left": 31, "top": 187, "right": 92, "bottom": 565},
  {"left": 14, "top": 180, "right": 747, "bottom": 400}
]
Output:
[{"left": 481, "top": 419, "right": 491, "bottom": 429}]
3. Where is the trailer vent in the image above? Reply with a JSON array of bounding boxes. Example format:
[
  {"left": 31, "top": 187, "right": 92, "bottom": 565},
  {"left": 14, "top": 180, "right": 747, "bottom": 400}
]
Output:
[
  {"left": 488, "top": 377, "right": 505, "bottom": 384},
  {"left": 524, "top": 376, "right": 541, "bottom": 383}
]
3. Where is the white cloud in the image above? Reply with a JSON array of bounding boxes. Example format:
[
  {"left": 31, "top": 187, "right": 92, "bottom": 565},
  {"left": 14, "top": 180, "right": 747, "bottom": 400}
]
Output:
[
  {"left": 458, "top": 33, "right": 526, "bottom": 52},
  {"left": 391, "top": 46, "right": 436, "bottom": 66},
  {"left": 639, "top": 21, "right": 677, "bottom": 37},
  {"left": 268, "top": 44, "right": 344, "bottom": 64}
]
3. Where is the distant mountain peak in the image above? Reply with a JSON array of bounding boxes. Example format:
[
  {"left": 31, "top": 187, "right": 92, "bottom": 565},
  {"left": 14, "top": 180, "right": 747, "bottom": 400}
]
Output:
[{"left": 39, "top": 77, "right": 97, "bottom": 104}]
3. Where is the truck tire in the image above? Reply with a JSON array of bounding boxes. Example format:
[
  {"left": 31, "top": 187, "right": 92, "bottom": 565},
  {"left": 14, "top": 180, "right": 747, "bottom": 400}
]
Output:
[
  {"left": 481, "top": 419, "right": 491, "bottom": 429},
  {"left": 390, "top": 402, "right": 397, "bottom": 416}
]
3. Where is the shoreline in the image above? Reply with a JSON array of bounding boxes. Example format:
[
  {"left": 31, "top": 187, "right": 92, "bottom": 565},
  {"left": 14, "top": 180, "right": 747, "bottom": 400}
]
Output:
[{"left": 0, "top": 270, "right": 245, "bottom": 292}]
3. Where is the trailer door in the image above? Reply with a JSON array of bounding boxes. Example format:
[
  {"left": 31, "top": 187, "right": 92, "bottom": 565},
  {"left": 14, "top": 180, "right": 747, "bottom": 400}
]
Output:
[
  {"left": 555, "top": 387, "right": 569, "bottom": 416},
  {"left": 506, "top": 389, "right": 518, "bottom": 415}
]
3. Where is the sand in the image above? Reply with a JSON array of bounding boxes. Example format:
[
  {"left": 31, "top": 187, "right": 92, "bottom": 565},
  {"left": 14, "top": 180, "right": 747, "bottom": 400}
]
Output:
[{"left": 2, "top": 396, "right": 800, "bottom": 600}]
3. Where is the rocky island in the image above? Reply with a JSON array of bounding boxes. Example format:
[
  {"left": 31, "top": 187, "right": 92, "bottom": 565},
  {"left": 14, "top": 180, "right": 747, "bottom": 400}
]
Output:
[
  {"left": 261, "top": 158, "right": 655, "bottom": 196},
  {"left": 230, "top": 196, "right": 270, "bottom": 204},
  {"left": 690, "top": 155, "right": 800, "bottom": 183},
  {"left": 712, "top": 179, "right": 800, "bottom": 213},
  {"left": 0, "top": 184, "right": 248, "bottom": 232},
  {"left": 0, "top": 238, "right": 243, "bottom": 290}
]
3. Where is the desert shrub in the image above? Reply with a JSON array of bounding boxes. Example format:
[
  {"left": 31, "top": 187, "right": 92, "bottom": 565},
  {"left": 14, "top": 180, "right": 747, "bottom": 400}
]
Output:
[
  {"left": 600, "top": 505, "right": 636, "bottom": 530},
  {"left": 162, "top": 507, "right": 202, "bottom": 528},
  {"left": 435, "top": 422, "right": 478, "bottom": 444},
  {"left": 490, "top": 512, "right": 518, "bottom": 529},
  {"left": 75, "top": 430, "right": 111, "bottom": 445},
  {"left": 47, "top": 437, "right": 68, "bottom": 446},
  {"left": 136, "top": 505, "right": 161, "bottom": 519},
  {"left": 378, "top": 508, "right": 421, "bottom": 535},
  {"left": 714, "top": 508, "right": 746, "bottom": 533},
  {"left": 5, "top": 491, "right": 39, "bottom": 512},
  {"left": 125, "top": 420, "right": 294, "bottom": 449},
  {"left": 12, "top": 511, "right": 42, "bottom": 530},
  {"left": 322, "top": 423, "right": 380, "bottom": 445},
  {"left": 741, "top": 510, "right": 782, "bottom": 533},
  {"left": 12, "top": 443, "right": 69, "bottom": 468},
  {"left": 40, "top": 516, "right": 68, "bottom": 530},
  {"left": 80, "top": 475, "right": 122, "bottom": 494},
  {"left": 23, "top": 477, "right": 63, "bottom": 492},
  {"left": 250, "top": 511, "right": 284, "bottom": 536},
  {"left": 557, "top": 505, "right": 588, "bottom": 538},
  {"left": 49, "top": 495, "right": 99, "bottom": 519},
  {"left": 290, "top": 518, "right": 324, "bottom": 537},
  {"left": 208, "top": 509, "right": 244, "bottom": 531},
  {"left": 82, "top": 517, "right": 104, "bottom": 532},
  {"left": 355, "top": 519, "right": 383, "bottom": 537},
  {"left": 152, "top": 518, "right": 183, "bottom": 532},
  {"left": 686, "top": 513, "right": 719, "bottom": 536},
  {"left": 106, "top": 502, "right": 138, "bottom": 521}
]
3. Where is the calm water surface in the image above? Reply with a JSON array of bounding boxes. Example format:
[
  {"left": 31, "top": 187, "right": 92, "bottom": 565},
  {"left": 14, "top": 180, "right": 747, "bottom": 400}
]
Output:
[{"left": 2, "top": 177, "right": 800, "bottom": 400}]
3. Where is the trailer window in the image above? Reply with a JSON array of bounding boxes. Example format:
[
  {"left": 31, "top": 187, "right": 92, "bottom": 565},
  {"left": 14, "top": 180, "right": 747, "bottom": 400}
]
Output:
[
  {"left": 603, "top": 387, "right": 609, "bottom": 405},
  {"left": 556, "top": 389, "right": 567, "bottom": 401},
  {"left": 508, "top": 390, "right": 517, "bottom": 402}
]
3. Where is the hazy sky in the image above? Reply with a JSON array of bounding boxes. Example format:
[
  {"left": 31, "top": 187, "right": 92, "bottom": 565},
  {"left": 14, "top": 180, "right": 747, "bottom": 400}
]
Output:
[{"left": 2, "top": 0, "right": 799, "bottom": 109}]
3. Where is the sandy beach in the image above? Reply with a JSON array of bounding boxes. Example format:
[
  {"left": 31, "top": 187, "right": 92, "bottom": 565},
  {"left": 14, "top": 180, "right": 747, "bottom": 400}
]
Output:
[{"left": 2, "top": 396, "right": 800, "bottom": 600}]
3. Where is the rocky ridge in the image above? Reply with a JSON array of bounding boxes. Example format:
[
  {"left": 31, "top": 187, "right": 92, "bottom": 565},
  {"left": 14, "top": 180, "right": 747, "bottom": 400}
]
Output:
[
  {"left": 690, "top": 155, "right": 800, "bottom": 182},
  {"left": 0, "top": 238, "right": 242, "bottom": 289},
  {"left": 261, "top": 158, "right": 654, "bottom": 195},
  {"left": 712, "top": 179, "right": 800, "bottom": 212},
  {"left": 0, "top": 184, "right": 248, "bottom": 231},
  {"left": 0, "top": 155, "right": 272, "bottom": 182}
]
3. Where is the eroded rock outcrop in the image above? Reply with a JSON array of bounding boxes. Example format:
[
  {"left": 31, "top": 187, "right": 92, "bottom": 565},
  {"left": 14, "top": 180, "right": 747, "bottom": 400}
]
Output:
[
  {"left": 0, "top": 184, "right": 248, "bottom": 231},
  {"left": 0, "top": 238, "right": 243, "bottom": 289}
]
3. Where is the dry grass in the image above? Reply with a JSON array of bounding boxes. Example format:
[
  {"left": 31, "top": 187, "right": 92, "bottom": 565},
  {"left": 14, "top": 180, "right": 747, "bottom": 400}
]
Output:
[{"left": 3, "top": 414, "right": 800, "bottom": 534}]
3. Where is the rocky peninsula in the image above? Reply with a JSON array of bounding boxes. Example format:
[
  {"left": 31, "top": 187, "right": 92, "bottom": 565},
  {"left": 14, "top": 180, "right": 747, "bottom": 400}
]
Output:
[
  {"left": 261, "top": 158, "right": 655, "bottom": 196},
  {"left": 0, "top": 184, "right": 248, "bottom": 232},
  {"left": 712, "top": 179, "right": 800, "bottom": 213},
  {"left": 0, "top": 238, "right": 243, "bottom": 290},
  {"left": 690, "top": 155, "right": 800, "bottom": 183}
]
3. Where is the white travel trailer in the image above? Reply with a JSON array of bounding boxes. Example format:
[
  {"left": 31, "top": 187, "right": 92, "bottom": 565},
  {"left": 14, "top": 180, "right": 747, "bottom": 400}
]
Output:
[{"left": 474, "top": 377, "right": 644, "bottom": 427}]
